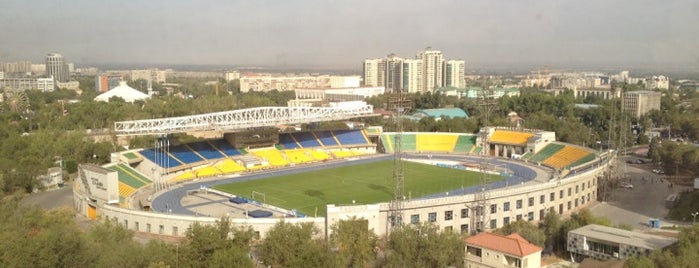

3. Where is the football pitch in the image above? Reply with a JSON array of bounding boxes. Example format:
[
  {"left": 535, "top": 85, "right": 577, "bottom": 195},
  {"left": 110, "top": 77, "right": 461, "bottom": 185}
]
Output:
[{"left": 213, "top": 160, "right": 503, "bottom": 216}]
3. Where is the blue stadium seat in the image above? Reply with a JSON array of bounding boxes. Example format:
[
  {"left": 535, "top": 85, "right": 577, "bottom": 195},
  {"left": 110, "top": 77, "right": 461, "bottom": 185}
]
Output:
[
  {"left": 333, "top": 130, "right": 368, "bottom": 145},
  {"left": 278, "top": 133, "right": 300, "bottom": 149},
  {"left": 293, "top": 132, "right": 321, "bottom": 148},
  {"left": 169, "top": 145, "right": 204, "bottom": 164},
  {"left": 315, "top": 131, "right": 338, "bottom": 146},
  {"left": 139, "top": 148, "right": 183, "bottom": 168},
  {"left": 188, "top": 142, "right": 225, "bottom": 160},
  {"left": 210, "top": 140, "right": 241, "bottom": 157}
]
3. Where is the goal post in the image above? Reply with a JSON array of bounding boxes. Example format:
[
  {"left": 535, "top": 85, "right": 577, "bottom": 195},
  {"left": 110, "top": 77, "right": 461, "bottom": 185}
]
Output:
[{"left": 251, "top": 191, "right": 266, "bottom": 204}]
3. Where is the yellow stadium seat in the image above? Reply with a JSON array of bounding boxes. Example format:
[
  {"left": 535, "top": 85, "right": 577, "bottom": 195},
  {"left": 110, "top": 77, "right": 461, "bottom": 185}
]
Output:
[
  {"left": 215, "top": 159, "right": 246, "bottom": 174},
  {"left": 118, "top": 182, "right": 137, "bottom": 198},
  {"left": 252, "top": 148, "right": 290, "bottom": 166},
  {"left": 170, "top": 171, "right": 197, "bottom": 183},
  {"left": 489, "top": 130, "right": 534, "bottom": 145},
  {"left": 542, "top": 146, "right": 592, "bottom": 169},
  {"left": 416, "top": 134, "right": 459, "bottom": 152},
  {"left": 196, "top": 166, "right": 222, "bottom": 178}
]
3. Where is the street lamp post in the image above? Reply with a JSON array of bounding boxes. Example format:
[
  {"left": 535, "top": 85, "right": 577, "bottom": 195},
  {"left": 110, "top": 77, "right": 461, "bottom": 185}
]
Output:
[{"left": 692, "top": 212, "right": 699, "bottom": 225}]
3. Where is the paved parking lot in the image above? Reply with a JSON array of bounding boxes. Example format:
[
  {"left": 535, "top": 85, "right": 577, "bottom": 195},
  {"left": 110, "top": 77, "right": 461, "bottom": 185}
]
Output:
[{"left": 589, "top": 157, "right": 690, "bottom": 230}]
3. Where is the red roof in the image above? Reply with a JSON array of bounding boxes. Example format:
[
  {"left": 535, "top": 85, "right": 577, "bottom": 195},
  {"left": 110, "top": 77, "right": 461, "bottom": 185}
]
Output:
[{"left": 465, "top": 232, "right": 542, "bottom": 257}]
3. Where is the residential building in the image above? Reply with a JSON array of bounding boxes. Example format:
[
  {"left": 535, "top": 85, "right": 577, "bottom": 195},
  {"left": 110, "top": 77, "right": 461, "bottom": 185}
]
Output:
[
  {"left": 623, "top": 90, "right": 661, "bottom": 118},
  {"left": 0, "top": 72, "right": 4, "bottom": 80},
  {"left": 567, "top": 224, "right": 677, "bottom": 260},
  {"left": 224, "top": 71, "right": 240, "bottom": 81},
  {"left": 401, "top": 59, "right": 422, "bottom": 93},
  {"left": 130, "top": 69, "right": 167, "bottom": 83},
  {"left": 384, "top": 54, "right": 403, "bottom": 92},
  {"left": 418, "top": 47, "right": 444, "bottom": 92},
  {"left": 443, "top": 60, "right": 465, "bottom": 88},
  {"left": 240, "top": 73, "right": 352, "bottom": 93},
  {"left": 646, "top": 75, "right": 669, "bottom": 90},
  {"left": 436, "top": 86, "right": 520, "bottom": 99},
  {"left": 571, "top": 87, "right": 620, "bottom": 100},
  {"left": 46, "top": 53, "right": 69, "bottom": 82},
  {"left": 363, "top": 59, "right": 380, "bottom": 87},
  {"left": 2, "top": 61, "right": 32, "bottom": 73},
  {"left": 465, "top": 232, "right": 542, "bottom": 268},
  {"left": 0, "top": 76, "right": 55, "bottom": 92},
  {"left": 95, "top": 74, "right": 124, "bottom": 93},
  {"left": 31, "top": 64, "right": 47, "bottom": 75},
  {"left": 330, "top": 76, "right": 360, "bottom": 88}
]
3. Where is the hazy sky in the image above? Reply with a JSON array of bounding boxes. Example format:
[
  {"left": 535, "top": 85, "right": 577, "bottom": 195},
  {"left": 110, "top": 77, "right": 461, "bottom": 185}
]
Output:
[{"left": 1, "top": 0, "right": 698, "bottom": 70}]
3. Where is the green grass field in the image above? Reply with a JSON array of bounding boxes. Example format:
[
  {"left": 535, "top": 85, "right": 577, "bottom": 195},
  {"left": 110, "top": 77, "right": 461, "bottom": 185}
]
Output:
[{"left": 213, "top": 160, "right": 503, "bottom": 216}]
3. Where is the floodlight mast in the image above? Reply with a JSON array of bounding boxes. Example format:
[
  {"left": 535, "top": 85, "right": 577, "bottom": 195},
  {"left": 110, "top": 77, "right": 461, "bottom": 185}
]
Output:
[{"left": 386, "top": 90, "right": 412, "bottom": 233}]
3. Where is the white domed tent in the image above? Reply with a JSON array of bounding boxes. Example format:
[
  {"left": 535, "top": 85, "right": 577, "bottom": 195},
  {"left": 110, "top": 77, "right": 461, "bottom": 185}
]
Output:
[{"left": 94, "top": 81, "right": 149, "bottom": 103}]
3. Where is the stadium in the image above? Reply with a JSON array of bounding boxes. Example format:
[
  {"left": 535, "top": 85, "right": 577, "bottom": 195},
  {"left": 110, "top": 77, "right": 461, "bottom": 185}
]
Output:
[{"left": 73, "top": 103, "right": 614, "bottom": 238}]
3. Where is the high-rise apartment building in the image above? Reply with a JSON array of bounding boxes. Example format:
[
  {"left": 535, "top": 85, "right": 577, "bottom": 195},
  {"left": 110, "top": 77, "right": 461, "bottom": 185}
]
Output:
[
  {"left": 363, "top": 59, "right": 381, "bottom": 87},
  {"left": 418, "top": 47, "right": 444, "bottom": 92},
  {"left": 623, "top": 90, "right": 661, "bottom": 118},
  {"left": 95, "top": 74, "right": 124, "bottom": 93},
  {"left": 444, "top": 60, "right": 465, "bottom": 88},
  {"left": 401, "top": 59, "right": 423, "bottom": 93},
  {"left": 46, "top": 53, "right": 69, "bottom": 82},
  {"left": 384, "top": 54, "right": 403, "bottom": 92}
]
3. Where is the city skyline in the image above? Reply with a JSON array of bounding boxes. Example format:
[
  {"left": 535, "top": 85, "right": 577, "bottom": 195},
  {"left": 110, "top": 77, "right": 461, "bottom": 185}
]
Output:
[{"left": 1, "top": 0, "right": 698, "bottom": 71}]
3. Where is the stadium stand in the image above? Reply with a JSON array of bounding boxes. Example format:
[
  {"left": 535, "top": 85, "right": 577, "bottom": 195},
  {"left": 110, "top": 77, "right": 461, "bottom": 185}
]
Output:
[
  {"left": 284, "top": 149, "right": 313, "bottom": 164},
  {"left": 292, "top": 132, "right": 322, "bottom": 148},
  {"left": 139, "top": 148, "right": 183, "bottom": 168},
  {"left": 542, "top": 145, "right": 594, "bottom": 169},
  {"left": 169, "top": 145, "right": 204, "bottom": 164},
  {"left": 113, "top": 163, "right": 152, "bottom": 184},
  {"left": 331, "top": 150, "right": 363, "bottom": 158},
  {"left": 187, "top": 142, "right": 225, "bottom": 160},
  {"left": 453, "top": 135, "right": 478, "bottom": 153},
  {"left": 315, "top": 130, "right": 340, "bottom": 147},
  {"left": 395, "top": 133, "right": 417, "bottom": 151},
  {"left": 278, "top": 133, "right": 301, "bottom": 149},
  {"left": 208, "top": 140, "right": 242, "bottom": 157},
  {"left": 308, "top": 149, "right": 331, "bottom": 161},
  {"left": 527, "top": 143, "right": 565, "bottom": 162},
  {"left": 195, "top": 166, "right": 222, "bottom": 178},
  {"left": 489, "top": 130, "right": 533, "bottom": 145},
  {"left": 109, "top": 165, "right": 147, "bottom": 189},
  {"left": 416, "top": 134, "right": 458, "bottom": 152},
  {"left": 214, "top": 159, "right": 246, "bottom": 174},
  {"left": 253, "top": 148, "right": 290, "bottom": 166},
  {"left": 380, "top": 134, "right": 394, "bottom": 152},
  {"left": 118, "top": 182, "right": 137, "bottom": 198},
  {"left": 332, "top": 130, "right": 369, "bottom": 146},
  {"left": 171, "top": 171, "right": 196, "bottom": 183}
]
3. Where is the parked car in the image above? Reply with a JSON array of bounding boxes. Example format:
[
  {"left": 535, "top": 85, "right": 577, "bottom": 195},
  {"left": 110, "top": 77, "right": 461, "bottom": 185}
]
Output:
[{"left": 621, "top": 182, "right": 634, "bottom": 189}]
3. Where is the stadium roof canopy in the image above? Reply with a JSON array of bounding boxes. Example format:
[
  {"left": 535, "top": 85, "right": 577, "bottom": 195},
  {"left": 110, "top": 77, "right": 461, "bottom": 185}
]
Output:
[
  {"left": 412, "top": 108, "right": 469, "bottom": 120},
  {"left": 114, "top": 105, "right": 377, "bottom": 136}
]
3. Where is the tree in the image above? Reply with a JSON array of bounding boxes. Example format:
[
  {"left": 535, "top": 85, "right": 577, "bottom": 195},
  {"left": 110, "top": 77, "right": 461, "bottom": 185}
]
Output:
[
  {"left": 493, "top": 220, "right": 546, "bottom": 247},
  {"left": 330, "top": 217, "right": 377, "bottom": 267},
  {"left": 383, "top": 224, "right": 464, "bottom": 268},
  {"left": 258, "top": 221, "right": 335, "bottom": 268},
  {"left": 180, "top": 218, "right": 255, "bottom": 268}
]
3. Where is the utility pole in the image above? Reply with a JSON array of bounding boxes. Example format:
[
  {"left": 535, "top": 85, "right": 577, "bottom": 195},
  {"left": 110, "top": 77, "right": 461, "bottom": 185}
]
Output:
[{"left": 386, "top": 90, "right": 412, "bottom": 233}]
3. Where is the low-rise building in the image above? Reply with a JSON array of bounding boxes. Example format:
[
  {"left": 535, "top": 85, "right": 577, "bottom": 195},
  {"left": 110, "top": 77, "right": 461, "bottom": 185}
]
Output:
[
  {"left": 622, "top": 90, "right": 661, "bottom": 118},
  {"left": 567, "top": 224, "right": 677, "bottom": 261},
  {"left": 465, "top": 232, "right": 542, "bottom": 268}
]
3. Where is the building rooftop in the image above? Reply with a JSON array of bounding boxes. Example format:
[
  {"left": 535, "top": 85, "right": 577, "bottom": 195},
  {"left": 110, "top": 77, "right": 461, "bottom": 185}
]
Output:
[
  {"left": 465, "top": 232, "right": 542, "bottom": 257},
  {"left": 412, "top": 108, "right": 468, "bottom": 119},
  {"left": 569, "top": 224, "right": 677, "bottom": 250}
]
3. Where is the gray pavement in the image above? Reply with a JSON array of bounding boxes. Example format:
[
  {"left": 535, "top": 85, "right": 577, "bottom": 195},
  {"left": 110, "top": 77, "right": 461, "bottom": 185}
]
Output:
[{"left": 589, "top": 157, "right": 690, "bottom": 230}]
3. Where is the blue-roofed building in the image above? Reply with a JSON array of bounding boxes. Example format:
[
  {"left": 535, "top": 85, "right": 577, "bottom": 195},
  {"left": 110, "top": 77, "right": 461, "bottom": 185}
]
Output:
[{"left": 410, "top": 108, "right": 469, "bottom": 121}]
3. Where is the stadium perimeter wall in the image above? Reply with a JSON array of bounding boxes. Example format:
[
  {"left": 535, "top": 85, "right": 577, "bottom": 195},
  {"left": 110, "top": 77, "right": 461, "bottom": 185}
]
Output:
[{"left": 74, "top": 155, "right": 611, "bottom": 238}]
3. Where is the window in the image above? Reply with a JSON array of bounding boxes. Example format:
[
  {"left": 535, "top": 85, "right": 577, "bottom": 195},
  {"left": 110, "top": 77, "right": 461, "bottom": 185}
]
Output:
[
  {"left": 550, "top": 192, "right": 555, "bottom": 201},
  {"left": 172, "top": 226, "right": 178, "bottom": 236},
  {"left": 146, "top": 223, "right": 151, "bottom": 233},
  {"left": 516, "top": 214, "right": 522, "bottom": 221},
  {"left": 461, "top": 208, "right": 469, "bottom": 218},
  {"left": 528, "top": 212, "right": 534, "bottom": 221},
  {"left": 567, "top": 201, "right": 572, "bottom": 210},
  {"left": 490, "top": 204, "right": 497, "bottom": 214},
  {"left": 411, "top": 214, "right": 420, "bottom": 224},
  {"left": 582, "top": 183, "right": 586, "bottom": 191},
  {"left": 123, "top": 219, "right": 128, "bottom": 228},
  {"left": 539, "top": 209, "right": 545, "bottom": 220},
  {"left": 134, "top": 222, "right": 139, "bottom": 231},
  {"left": 159, "top": 225, "right": 164, "bottom": 235},
  {"left": 503, "top": 202, "right": 510, "bottom": 211},
  {"left": 576, "top": 185, "right": 579, "bottom": 194},
  {"left": 560, "top": 190, "right": 564, "bottom": 199},
  {"left": 540, "top": 195, "right": 545, "bottom": 204},
  {"left": 568, "top": 188, "right": 572, "bottom": 196},
  {"left": 503, "top": 217, "right": 510, "bottom": 225},
  {"left": 581, "top": 196, "right": 585, "bottom": 205},
  {"left": 444, "top": 226, "right": 453, "bottom": 232},
  {"left": 461, "top": 224, "right": 469, "bottom": 234},
  {"left": 490, "top": 219, "right": 497, "bottom": 229},
  {"left": 445, "top": 210, "right": 453, "bottom": 221},
  {"left": 528, "top": 197, "right": 534, "bottom": 207},
  {"left": 516, "top": 199, "right": 523, "bottom": 209},
  {"left": 587, "top": 193, "right": 591, "bottom": 202},
  {"left": 428, "top": 212, "right": 437, "bottom": 222},
  {"left": 575, "top": 199, "right": 579, "bottom": 207}
]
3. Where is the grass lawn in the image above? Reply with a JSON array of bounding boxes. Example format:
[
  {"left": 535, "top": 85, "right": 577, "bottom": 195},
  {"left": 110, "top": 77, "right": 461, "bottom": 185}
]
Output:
[{"left": 213, "top": 160, "right": 502, "bottom": 216}]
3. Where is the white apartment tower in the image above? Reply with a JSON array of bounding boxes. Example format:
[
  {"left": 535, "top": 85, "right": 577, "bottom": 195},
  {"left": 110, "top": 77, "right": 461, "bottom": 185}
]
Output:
[
  {"left": 384, "top": 54, "right": 403, "bottom": 92},
  {"left": 363, "top": 59, "right": 381, "bottom": 87},
  {"left": 444, "top": 60, "right": 465, "bottom": 88},
  {"left": 45, "top": 53, "right": 69, "bottom": 82},
  {"left": 418, "top": 47, "right": 444, "bottom": 92},
  {"left": 401, "top": 59, "right": 423, "bottom": 93}
]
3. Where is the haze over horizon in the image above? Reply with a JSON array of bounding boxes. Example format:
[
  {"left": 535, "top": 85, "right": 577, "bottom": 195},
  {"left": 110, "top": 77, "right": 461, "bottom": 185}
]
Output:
[{"left": 1, "top": 0, "right": 698, "bottom": 71}]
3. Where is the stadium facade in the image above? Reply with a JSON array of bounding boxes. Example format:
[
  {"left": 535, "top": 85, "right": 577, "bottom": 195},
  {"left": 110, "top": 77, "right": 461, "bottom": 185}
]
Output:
[{"left": 73, "top": 106, "right": 614, "bottom": 239}]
